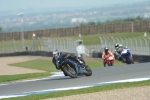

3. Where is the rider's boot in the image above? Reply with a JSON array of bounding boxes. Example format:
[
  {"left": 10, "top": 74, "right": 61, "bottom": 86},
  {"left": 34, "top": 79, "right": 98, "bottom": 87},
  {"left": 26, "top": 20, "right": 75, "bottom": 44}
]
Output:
[
  {"left": 77, "top": 65, "right": 84, "bottom": 76},
  {"left": 103, "top": 62, "right": 106, "bottom": 67}
]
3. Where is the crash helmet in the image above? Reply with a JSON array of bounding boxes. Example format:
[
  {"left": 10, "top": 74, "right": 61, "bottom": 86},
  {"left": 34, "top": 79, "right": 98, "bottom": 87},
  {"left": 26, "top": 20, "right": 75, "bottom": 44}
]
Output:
[
  {"left": 114, "top": 43, "right": 119, "bottom": 48},
  {"left": 52, "top": 49, "right": 60, "bottom": 59},
  {"left": 104, "top": 47, "right": 109, "bottom": 52}
]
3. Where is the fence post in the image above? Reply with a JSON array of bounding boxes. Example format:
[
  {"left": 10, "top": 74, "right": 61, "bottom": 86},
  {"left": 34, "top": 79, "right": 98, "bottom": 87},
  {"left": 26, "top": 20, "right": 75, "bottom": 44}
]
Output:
[
  {"left": 115, "top": 37, "right": 119, "bottom": 44},
  {"left": 131, "top": 22, "right": 134, "bottom": 32},
  {"left": 129, "top": 38, "right": 132, "bottom": 52},
  {"left": 13, "top": 39, "right": 17, "bottom": 52},
  {"left": 2, "top": 40, "right": 6, "bottom": 53},
  {"left": 133, "top": 38, "right": 137, "bottom": 54},
  {"left": 139, "top": 38, "right": 142, "bottom": 55},
  {"left": 125, "top": 38, "right": 128, "bottom": 47},
  {"left": 103, "top": 37, "right": 107, "bottom": 47},
  {"left": 119, "top": 37, "right": 124, "bottom": 45},
  {"left": 143, "top": 38, "right": 147, "bottom": 55},
  {"left": 99, "top": 37, "right": 103, "bottom": 50}
]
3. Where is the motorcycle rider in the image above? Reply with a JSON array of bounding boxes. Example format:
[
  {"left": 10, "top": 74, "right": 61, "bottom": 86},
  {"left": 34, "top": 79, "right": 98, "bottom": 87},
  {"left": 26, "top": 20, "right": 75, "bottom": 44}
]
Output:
[
  {"left": 52, "top": 49, "right": 84, "bottom": 76},
  {"left": 114, "top": 43, "right": 124, "bottom": 61},
  {"left": 102, "top": 47, "right": 114, "bottom": 67}
]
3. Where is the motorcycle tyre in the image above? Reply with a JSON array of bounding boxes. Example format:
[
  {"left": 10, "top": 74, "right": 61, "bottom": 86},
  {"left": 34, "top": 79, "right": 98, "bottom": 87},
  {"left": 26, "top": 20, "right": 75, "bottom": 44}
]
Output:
[
  {"left": 127, "top": 57, "right": 134, "bottom": 64},
  {"left": 84, "top": 66, "right": 92, "bottom": 76},
  {"left": 62, "top": 66, "right": 77, "bottom": 78},
  {"left": 110, "top": 61, "right": 114, "bottom": 66}
]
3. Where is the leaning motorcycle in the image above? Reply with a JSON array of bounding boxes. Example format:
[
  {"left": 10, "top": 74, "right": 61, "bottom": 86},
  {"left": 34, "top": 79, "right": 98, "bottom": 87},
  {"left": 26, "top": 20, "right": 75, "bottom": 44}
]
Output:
[
  {"left": 60, "top": 59, "right": 92, "bottom": 78},
  {"left": 120, "top": 48, "right": 134, "bottom": 64},
  {"left": 104, "top": 54, "right": 115, "bottom": 67}
]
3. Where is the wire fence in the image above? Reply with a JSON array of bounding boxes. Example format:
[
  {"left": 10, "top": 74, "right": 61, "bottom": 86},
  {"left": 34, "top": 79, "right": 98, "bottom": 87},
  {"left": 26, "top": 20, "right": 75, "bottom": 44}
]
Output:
[
  {"left": 0, "top": 37, "right": 85, "bottom": 55},
  {"left": 34, "top": 37, "right": 77, "bottom": 53},
  {"left": 97, "top": 36, "right": 150, "bottom": 55},
  {"left": 0, "top": 36, "right": 150, "bottom": 56}
]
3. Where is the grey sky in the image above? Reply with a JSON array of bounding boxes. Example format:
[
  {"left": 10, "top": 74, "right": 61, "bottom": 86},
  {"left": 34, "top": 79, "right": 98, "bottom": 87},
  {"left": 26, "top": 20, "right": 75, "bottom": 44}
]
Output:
[{"left": 0, "top": 0, "right": 148, "bottom": 12}]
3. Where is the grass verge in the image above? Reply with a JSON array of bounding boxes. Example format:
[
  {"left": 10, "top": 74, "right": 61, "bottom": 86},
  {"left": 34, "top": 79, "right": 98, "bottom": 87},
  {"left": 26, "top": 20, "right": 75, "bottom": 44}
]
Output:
[{"left": 0, "top": 72, "right": 50, "bottom": 83}]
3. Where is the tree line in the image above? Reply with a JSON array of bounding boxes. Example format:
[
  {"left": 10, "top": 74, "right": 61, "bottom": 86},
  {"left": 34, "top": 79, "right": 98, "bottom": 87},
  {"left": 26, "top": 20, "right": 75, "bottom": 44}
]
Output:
[
  {"left": 79, "top": 16, "right": 150, "bottom": 26},
  {"left": 0, "top": 16, "right": 149, "bottom": 33}
]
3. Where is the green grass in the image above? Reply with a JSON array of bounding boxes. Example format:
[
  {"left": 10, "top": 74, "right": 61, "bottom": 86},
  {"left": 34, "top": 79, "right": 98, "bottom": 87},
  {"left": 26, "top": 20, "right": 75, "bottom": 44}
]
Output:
[
  {"left": 70, "top": 32, "right": 150, "bottom": 45},
  {"left": 0, "top": 39, "right": 33, "bottom": 48},
  {"left": 2, "top": 79, "right": 150, "bottom": 100},
  {"left": 9, "top": 58, "right": 56, "bottom": 72},
  {"left": 0, "top": 73, "right": 50, "bottom": 83}
]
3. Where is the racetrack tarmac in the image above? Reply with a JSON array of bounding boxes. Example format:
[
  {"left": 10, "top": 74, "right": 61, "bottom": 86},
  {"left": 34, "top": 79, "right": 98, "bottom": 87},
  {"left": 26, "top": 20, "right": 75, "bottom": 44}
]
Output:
[{"left": 0, "top": 62, "right": 150, "bottom": 97}]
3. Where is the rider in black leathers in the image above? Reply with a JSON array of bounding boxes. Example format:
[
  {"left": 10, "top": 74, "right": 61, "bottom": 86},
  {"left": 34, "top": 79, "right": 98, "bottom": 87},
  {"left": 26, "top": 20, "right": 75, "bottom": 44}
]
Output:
[{"left": 52, "top": 49, "right": 85, "bottom": 76}]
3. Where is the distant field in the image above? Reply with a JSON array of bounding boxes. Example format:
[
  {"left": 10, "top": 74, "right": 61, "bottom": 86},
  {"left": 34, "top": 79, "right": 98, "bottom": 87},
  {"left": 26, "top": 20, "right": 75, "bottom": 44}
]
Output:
[{"left": 70, "top": 32, "right": 150, "bottom": 45}]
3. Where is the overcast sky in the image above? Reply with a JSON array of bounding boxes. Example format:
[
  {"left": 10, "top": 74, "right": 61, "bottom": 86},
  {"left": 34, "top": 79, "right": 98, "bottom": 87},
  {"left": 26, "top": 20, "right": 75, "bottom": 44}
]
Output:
[{"left": 0, "top": 0, "right": 148, "bottom": 12}]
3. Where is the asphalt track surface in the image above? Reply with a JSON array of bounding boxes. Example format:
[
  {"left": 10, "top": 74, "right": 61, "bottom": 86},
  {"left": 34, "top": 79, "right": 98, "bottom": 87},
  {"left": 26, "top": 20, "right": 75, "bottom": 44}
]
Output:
[{"left": 0, "top": 62, "right": 150, "bottom": 98}]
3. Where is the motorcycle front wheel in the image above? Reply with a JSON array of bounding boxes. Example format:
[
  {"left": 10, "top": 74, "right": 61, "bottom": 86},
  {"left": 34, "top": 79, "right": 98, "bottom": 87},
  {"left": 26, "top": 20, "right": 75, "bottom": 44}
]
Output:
[
  {"left": 62, "top": 65, "right": 77, "bottom": 78},
  {"left": 127, "top": 57, "right": 134, "bottom": 64},
  {"left": 110, "top": 61, "right": 114, "bottom": 66}
]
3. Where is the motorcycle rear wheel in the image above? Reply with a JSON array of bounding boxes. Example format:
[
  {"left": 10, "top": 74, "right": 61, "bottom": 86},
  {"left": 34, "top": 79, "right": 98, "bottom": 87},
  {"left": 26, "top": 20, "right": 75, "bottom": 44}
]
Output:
[{"left": 84, "top": 66, "right": 92, "bottom": 76}]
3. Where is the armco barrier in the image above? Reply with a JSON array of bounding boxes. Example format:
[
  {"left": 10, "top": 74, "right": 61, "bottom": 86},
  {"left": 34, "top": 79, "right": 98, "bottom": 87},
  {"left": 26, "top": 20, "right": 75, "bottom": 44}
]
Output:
[
  {"left": 0, "top": 52, "right": 29, "bottom": 57},
  {"left": 92, "top": 52, "right": 150, "bottom": 63},
  {"left": 0, "top": 51, "right": 52, "bottom": 57},
  {"left": 0, "top": 51, "right": 72, "bottom": 57},
  {"left": 28, "top": 51, "right": 53, "bottom": 57}
]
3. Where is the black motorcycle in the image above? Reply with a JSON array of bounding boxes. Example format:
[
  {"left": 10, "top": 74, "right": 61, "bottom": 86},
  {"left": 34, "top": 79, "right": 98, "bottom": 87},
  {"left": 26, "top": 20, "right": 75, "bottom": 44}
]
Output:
[{"left": 60, "top": 59, "right": 92, "bottom": 78}]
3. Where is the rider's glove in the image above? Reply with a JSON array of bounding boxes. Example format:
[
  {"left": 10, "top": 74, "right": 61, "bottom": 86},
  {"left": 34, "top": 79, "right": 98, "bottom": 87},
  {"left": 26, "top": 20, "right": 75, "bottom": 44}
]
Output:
[{"left": 56, "top": 61, "right": 61, "bottom": 70}]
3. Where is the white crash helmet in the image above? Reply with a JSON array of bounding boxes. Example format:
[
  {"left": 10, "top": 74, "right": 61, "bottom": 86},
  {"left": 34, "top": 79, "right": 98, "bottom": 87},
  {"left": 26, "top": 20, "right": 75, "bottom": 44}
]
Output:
[
  {"left": 115, "top": 43, "right": 119, "bottom": 48},
  {"left": 114, "top": 43, "right": 119, "bottom": 49},
  {"left": 52, "top": 49, "right": 60, "bottom": 59}
]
